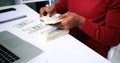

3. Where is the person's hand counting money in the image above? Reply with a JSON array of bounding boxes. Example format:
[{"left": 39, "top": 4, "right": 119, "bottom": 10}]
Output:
[
  {"left": 51, "top": 12, "right": 86, "bottom": 30},
  {"left": 40, "top": 6, "right": 86, "bottom": 30},
  {"left": 40, "top": 6, "right": 56, "bottom": 17}
]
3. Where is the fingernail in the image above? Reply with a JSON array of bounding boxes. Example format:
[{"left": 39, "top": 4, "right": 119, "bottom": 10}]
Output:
[{"left": 47, "top": 14, "right": 50, "bottom": 17}]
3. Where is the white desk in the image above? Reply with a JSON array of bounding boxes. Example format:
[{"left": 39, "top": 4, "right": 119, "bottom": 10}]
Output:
[{"left": 0, "top": 4, "right": 112, "bottom": 63}]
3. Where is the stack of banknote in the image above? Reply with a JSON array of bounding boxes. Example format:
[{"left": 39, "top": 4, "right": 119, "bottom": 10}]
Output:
[
  {"left": 39, "top": 25, "right": 69, "bottom": 41},
  {"left": 39, "top": 14, "right": 69, "bottom": 41}
]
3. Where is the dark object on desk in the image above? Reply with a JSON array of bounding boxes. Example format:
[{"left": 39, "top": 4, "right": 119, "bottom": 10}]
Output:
[{"left": 0, "top": 8, "right": 16, "bottom": 13}]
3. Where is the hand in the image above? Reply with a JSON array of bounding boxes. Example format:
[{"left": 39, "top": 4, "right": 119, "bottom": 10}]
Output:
[
  {"left": 51, "top": 12, "right": 86, "bottom": 30},
  {"left": 39, "top": 6, "right": 56, "bottom": 17}
]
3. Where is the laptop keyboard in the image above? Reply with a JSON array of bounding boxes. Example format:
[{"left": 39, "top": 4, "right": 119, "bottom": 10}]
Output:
[{"left": 0, "top": 44, "right": 20, "bottom": 63}]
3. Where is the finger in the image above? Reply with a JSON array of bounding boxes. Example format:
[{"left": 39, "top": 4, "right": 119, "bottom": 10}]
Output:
[
  {"left": 47, "top": 7, "right": 56, "bottom": 17},
  {"left": 39, "top": 8, "right": 44, "bottom": 16},
  {"left": 47, "top": 13, "right": 51, "bottom": 17},
  {"left": 40, "top": 7, "right": 47, "bottom": 16},
  {"left": 40, "top": 7, "right": 52, "bottom": 16},
  {"left": 58, "top": 12, "right": 69, "bottom": 20}
]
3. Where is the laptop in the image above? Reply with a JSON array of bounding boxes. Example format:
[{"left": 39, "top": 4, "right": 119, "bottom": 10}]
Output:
[{"left": 0, "top": 31, "right": 43, "bottom": 63}]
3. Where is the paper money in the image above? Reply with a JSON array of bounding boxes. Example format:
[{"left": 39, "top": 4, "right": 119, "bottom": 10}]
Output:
[
  {"left": 13, "top": 19, "right": 34, "bottom": 28},
  {"left": 39, "top": 26, "right": 69, "bottom": 41},
  {"left": 22, "top": 23, "right": 46, "bottom": 34},
  {"left": 40, "top": 13, "right": 62, "bottom": 24}
]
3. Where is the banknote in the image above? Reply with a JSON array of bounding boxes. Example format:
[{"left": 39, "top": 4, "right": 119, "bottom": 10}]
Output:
[
  {"left": 13, "top": 19, "right": 34, "bottom": 28},
  {"left": 40, "top": 13, "right": 62, "bottom": 24},
  {"left": 39, "top": 26, "right": 69, "bottom": 41},
  {"left": 22, "top": 23, "right": 46, "bottom": 34}
]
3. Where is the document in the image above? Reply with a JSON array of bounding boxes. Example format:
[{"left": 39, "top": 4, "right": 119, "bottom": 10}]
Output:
[{"left": 0, "top": 10, "right": 26, "bottom": 23}]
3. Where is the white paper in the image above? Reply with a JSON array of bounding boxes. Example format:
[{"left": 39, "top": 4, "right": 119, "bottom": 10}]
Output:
[{"left": 0, "top": 10, "right": 26, "bottom": 23}]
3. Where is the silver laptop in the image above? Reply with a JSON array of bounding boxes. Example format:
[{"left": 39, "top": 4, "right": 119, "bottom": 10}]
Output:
[{"left": 0, "top": 31, "right": 43, "bottom": 63}]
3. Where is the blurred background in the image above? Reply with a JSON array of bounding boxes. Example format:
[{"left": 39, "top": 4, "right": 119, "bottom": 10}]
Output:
[{"left": 0, "top": 0, "right": 58, "bottom": 13}]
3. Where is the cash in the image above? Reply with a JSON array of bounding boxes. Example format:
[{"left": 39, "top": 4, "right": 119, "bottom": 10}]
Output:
[
  {"left": 40, "top": 13, "right": 62, "bottom": 24},
  {"left": 22, "top": 23, "right": 46, "bottom": 34},
  {"left": 13, "top": 19, "right": 34, "bottom": 28},
  {"left": 22, "top": 13, "right": 69, "bottom": 41},
  {"left": 39, "top": 26, "right": 69, "bottom": 41},
  {"left": 39, "top": 13, "right": 69, "bottom": 41}
]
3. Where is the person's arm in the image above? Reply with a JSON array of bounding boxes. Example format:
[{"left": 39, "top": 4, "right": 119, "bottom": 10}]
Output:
[
  {"left": 80, "top": 0, "right": 120, "bottom": 46},
  {"left": 55, "top": 0, "right": 68, "bottom": 14}
]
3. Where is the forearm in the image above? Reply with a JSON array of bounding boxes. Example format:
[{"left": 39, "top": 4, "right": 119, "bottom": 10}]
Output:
[
  {"left": 80, "top": 19, "right": 120, "bottom": 46},
  {"left": 80, "top": 0, "right": 120, "bottom": 46}
]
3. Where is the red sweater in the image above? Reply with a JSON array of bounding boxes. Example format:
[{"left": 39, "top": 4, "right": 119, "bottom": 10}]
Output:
[{"left": 55, "top": 0, "right": 120, "bottom": 57}]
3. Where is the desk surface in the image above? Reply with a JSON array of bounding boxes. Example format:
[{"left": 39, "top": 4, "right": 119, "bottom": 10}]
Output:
[{"left": 0, "top": 4, "right": 112, "bottom": 63}]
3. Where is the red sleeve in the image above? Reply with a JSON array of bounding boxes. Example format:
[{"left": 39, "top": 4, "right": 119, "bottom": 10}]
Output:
[
  {"left": 80, "top": 0, "right": 120, "bottom": 46},
  {"left": 54, "top": 0, "right": 68, "bottom": 14}
]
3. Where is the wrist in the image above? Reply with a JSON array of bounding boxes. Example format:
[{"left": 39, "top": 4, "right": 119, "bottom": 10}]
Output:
[
  {"left": 81, "top": 16, "right": 86, "bottom": 24},
  {"left": 79, "top": 16, "right": 86, "bottom": 25}
]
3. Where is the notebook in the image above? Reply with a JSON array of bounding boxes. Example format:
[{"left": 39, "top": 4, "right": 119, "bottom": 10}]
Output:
[
  {"left": 0, "top": 31, "right": 43, "bottom": 63},
  {"left": 0, "top": 8, "right": 26, "bottom": 24}
]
